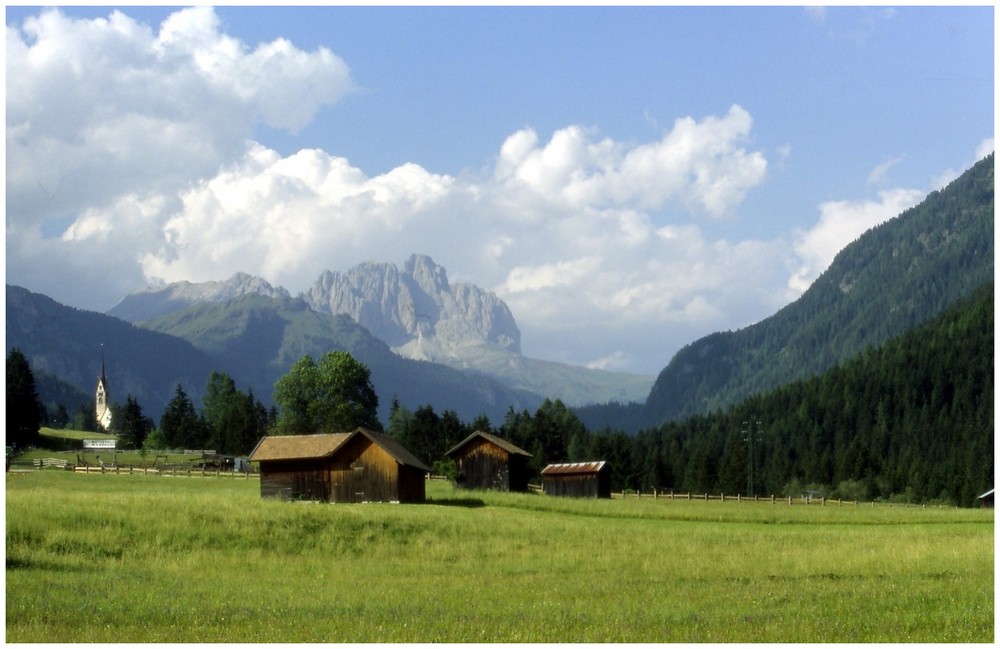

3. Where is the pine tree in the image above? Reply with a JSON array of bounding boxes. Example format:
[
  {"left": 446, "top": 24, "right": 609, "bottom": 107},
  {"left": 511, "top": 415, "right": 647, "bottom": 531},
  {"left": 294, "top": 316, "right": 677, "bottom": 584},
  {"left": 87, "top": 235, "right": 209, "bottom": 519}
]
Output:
[
  {"left": 6, "top": 348, "right": 43, "bottom": 450},
  {"left": 159, "top": 384, "right": 206, "bottom": 449}
]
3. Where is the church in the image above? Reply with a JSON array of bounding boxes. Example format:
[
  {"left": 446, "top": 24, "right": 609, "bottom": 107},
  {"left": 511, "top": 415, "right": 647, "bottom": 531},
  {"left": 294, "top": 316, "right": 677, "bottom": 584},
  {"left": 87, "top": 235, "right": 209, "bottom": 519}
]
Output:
[{"left": 95, "top": 346, "right": 112, "bottom": 431}]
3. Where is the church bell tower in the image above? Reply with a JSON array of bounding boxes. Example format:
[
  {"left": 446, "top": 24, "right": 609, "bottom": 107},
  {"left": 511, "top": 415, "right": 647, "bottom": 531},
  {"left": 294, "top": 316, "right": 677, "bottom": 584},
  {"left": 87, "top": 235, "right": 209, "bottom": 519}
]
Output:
[{"left": 95, "top": 345, "right": 112, "bottom": 431}]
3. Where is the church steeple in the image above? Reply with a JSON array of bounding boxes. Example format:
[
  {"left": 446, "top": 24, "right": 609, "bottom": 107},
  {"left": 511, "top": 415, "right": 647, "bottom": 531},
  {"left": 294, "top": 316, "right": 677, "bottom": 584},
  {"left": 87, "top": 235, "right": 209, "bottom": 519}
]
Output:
[{"left": 95, "top": 345, "right": 112, "bottom": 431}]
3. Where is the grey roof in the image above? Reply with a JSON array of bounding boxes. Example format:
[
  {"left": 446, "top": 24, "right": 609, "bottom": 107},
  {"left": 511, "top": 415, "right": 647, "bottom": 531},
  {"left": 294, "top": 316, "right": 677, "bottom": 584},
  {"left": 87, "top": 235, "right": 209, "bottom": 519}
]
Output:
[
  {"left": 978, "top": 488, "right": 994, "bottom": 499},
  {"left": 446, "top": 430, "right": 532, "bottom": 459}
]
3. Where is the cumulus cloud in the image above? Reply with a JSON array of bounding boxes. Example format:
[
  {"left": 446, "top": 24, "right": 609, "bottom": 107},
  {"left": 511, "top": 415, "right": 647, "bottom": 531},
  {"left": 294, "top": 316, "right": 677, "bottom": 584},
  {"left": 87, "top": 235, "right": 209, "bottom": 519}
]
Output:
[
  {"left": 138, "top": 145, "right": 456, "bottom": 289},
  {"left": 493, "top": 105, "right": 767, "bottom": 217},
  {"left": 787, "top": 188, "right": 924, "bottom": 293},
  {"left": 6, "top": 6, "right": 353, "bottom": 230}
]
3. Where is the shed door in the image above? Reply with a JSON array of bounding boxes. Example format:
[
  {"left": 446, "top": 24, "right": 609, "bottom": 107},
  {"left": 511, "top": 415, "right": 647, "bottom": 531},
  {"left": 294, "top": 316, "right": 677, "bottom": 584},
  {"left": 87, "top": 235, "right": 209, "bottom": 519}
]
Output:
[
  {"left": 331, "top": 463, "right": 367, "bottom": 502},
  {"left": 292, "top": 469, "right": 328, "bottom": 501}
]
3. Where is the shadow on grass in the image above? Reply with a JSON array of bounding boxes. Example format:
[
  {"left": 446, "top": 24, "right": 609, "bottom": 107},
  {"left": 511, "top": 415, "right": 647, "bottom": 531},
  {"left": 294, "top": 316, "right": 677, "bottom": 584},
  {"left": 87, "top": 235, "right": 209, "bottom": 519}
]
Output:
[
  {"left": 425, "top": 497, "right": 487, "bottom": 508},
  {"left": 6, "top": 556, "right": 93, "bottom": 573}
]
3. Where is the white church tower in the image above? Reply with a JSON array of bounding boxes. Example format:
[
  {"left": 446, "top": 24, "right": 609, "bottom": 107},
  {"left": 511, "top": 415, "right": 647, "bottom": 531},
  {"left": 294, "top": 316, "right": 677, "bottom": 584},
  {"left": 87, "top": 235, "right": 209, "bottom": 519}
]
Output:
[{"left": 95, "top": 345, "right": 113, "bottom": 431}]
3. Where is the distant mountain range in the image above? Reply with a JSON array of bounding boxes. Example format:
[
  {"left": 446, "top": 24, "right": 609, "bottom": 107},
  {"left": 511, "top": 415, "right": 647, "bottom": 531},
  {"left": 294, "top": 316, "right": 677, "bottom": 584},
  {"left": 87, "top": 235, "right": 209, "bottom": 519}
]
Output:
[
  {"left": 109, "top": 254, "right": 655, "bottom": 408},
  {"left": 8, "top": 286, "right": 542, "bottom": 424},
  {"left": 578, "top": 153, "right": 994, "bottom": 432}
]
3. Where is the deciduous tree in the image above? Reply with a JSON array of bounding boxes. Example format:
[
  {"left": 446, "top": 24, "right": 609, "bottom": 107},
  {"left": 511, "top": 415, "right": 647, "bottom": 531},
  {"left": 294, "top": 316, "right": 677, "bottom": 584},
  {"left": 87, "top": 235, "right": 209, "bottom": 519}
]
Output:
[{"left": 274, "top": 352, "right": 380, "bottom": 434}]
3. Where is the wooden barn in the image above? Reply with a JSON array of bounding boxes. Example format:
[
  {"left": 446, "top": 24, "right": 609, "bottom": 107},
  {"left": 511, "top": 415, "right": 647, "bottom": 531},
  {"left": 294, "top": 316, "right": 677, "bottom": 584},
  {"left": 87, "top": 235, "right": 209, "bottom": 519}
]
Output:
[
  {"left": 446, "top": 430, "right": 532, "bottom": 492},
  {"left": 248, "top": 427, "right": 430, "bottom": 503},
  {"left": 540, "top": 461, "right": 611, "bottom": 499},
  {"left": 978, "top": 488, "right": 994, "bottom": 508}
]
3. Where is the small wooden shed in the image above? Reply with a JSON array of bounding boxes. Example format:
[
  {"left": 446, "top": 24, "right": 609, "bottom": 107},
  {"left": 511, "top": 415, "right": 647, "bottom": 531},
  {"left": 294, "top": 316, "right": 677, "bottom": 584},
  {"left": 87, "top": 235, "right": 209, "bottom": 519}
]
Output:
[
  {"left": 446, "top": 430, "right": 532, "bottom": 492},
  {"left": 248, "top": 427, "right": 430, "bottom": 503},
  {"left": 540, "top": 461, "right": 611, "bottom": 499},
  {"left": 978, "top": 488, "right": 994, "bottom": 508}
]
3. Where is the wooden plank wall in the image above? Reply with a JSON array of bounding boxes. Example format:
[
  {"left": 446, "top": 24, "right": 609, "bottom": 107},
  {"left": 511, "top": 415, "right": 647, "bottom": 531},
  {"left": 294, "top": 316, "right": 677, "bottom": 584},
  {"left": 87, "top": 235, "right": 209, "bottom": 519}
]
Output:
[
  {"left": 259, "top": 459, "right": 329, "bottom": 501},
  {"left": 455, "top": 438, "right": 511, "bottom": 491},
  {"left": 542, "top": 471, "right": 611, "bottom": 499},
  {"left": 329, "top": 435, "right": 405, "bottom": 503}
]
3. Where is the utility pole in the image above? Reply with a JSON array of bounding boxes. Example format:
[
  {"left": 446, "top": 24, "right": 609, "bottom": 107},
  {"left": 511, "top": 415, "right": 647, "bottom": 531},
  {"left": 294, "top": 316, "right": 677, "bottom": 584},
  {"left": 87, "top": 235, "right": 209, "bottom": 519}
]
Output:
[{"left": 742, "top": 419, "right": 763, "bottom": 496}]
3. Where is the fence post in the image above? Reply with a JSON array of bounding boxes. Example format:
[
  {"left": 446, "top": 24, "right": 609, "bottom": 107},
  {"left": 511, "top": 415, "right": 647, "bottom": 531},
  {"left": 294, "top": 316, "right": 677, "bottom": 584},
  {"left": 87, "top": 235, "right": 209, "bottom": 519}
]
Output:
[
  {"left": 770, "top": 495, "right": 775, "bottom": 505},
  {"left": 788, "top": 496, "right": 792, "bottom": 505}
]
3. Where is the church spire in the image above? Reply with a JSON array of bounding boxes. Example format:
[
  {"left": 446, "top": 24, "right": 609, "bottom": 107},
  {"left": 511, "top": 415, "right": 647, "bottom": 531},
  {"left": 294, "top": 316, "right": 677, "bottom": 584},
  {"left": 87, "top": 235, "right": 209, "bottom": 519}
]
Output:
[{"left": 95, "top": 344, "right": 112, "bottom": 430}]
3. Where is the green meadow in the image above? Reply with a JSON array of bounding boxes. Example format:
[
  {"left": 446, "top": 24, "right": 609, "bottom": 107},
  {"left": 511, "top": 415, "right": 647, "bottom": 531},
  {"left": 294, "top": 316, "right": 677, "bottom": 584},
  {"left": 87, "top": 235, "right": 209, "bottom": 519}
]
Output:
[{"left": 6, "top": 470, "right": 993, "bottom": 643}]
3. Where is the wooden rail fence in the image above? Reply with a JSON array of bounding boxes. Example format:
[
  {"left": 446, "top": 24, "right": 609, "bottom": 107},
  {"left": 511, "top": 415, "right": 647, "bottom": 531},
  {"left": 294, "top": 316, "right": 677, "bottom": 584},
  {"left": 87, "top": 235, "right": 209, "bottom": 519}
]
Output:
[
  {"left": 73, "top": 465, "right": 257, "bottom": 479},
  {"left": 612, "top": 489, "right": 948, "bottom": 508}
]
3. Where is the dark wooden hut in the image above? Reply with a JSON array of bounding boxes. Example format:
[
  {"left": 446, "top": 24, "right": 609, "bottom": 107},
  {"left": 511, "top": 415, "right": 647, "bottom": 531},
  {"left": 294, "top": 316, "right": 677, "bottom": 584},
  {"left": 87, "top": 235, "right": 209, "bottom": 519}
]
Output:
[
  {"left": 540, "top": 461, "right": 611, "bottom": 499},
  {"left": 248, "top": 427, "right": 430, "bottom": 503},
  {"left": 978, "top": 488, "right": 994, "bottom": 508},
  {"left": 446, "top": 430, "right": 532, "bottom": 492}
]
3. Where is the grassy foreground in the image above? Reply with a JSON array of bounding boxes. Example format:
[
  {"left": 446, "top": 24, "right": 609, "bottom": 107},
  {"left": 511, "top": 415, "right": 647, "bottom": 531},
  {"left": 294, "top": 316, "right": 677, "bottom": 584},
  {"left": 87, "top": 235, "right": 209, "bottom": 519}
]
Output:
[{"left": 6, "top": 471, "right": 993, "bottom": 643}]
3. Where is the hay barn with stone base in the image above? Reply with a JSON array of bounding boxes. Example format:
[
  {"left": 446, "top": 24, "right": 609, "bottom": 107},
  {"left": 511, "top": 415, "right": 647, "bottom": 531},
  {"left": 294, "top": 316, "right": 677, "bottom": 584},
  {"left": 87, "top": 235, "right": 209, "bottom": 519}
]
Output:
[{"left": 248, "top": 428, "right": 430, "bottom": 503}]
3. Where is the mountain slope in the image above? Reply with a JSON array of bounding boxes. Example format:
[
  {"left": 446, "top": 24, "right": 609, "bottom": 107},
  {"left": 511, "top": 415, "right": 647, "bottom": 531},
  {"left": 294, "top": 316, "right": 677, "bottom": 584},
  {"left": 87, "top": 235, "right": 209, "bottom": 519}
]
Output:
[
  {"left": 6, "top": 285, "right": 221, "bottom": 419},
  {"left": 139, "top": 293, "right": 543, "bottom": 424},
  {"left": 107, "top": 272, "right": 291, "bottom": 322},
  {"left": 580, "top": 153, "right": 994, "bottom": 432}
]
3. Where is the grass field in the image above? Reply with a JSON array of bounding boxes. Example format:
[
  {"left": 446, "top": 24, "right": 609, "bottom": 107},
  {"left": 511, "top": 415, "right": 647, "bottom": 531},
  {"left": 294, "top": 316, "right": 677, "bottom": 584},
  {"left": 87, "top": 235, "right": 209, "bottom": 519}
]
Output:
[
  {"left": 16, "top": 428, "right": 212, "bottom": 468},
  {"left": 6, "top": 470, "right": 993, "bottom": 643}
]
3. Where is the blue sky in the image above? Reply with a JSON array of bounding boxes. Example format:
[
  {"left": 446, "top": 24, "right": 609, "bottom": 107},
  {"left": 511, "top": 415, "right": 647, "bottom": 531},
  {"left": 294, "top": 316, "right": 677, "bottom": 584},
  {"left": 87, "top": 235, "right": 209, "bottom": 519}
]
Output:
[{"left": 5, "top": 5, "right": 994, "bottom": 374}]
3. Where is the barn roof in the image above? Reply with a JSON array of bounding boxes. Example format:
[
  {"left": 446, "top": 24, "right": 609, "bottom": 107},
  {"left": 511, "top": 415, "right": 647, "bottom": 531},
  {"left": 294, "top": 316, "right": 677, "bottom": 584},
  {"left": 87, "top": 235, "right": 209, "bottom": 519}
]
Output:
[
  {"left": 446, "top": 430, "right": 532, "bottom": 458},
  {"left": 540, "top": 461, "right": 608, "bottom": 476},
  {"left": 353, "top": 427, "right": 432, "bottom": 473},
  {"left": 978, "top": 488, "right": 994, "bottom": 499},
  {"left": 248, "top": 427, "right": 431, "bottom": 472},
  {"left": 248, "top": 433, "right": 352, "bottom": 462}
]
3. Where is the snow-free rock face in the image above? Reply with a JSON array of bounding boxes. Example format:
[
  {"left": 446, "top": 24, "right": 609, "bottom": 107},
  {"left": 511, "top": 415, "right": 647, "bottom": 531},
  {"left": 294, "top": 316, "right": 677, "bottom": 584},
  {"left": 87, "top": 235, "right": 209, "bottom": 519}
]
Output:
[
  {"left": 107, "top": 272, "right": 291, "bottom": 322},
  {"left": 304, "top": 254, "right": 522, "bottom": 357}
]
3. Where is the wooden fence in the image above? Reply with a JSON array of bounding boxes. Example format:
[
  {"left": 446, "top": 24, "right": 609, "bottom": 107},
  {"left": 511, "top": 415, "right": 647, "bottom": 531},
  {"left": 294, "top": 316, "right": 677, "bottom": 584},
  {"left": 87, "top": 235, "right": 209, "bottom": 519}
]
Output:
[
  {"left": 611, "top": 489, "right": 949, "bottom": 508},
  {"left": 73, "top": 465, "right": 257, "bottom": 479}
]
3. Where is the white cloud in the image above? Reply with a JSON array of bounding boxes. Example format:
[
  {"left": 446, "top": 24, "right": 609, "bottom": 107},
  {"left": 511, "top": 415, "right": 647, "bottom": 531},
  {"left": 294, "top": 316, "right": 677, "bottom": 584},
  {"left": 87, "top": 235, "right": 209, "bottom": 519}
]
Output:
[
  {"left": 787, "top": 188, "right": 924, "bottom": 293},
  {"left": 866, "top": 155, "right": 904, "bottom": 186},
  {"left": 974, "top": 138, "right": 994, "bottom": 161},
  {"left": 6, "top": 7, "right": 352, "bottom": 231},
  {"left": 493, "top": 105, "right": 767, "bottom": 217}
]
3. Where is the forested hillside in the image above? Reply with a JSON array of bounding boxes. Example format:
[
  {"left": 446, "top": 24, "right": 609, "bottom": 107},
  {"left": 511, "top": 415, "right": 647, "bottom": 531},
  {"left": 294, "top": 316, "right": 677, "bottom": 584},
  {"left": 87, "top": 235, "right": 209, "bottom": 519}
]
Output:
[
  {"left": 622, "top": 282, "right": 993, "bottom": 506},
  {"left": 580, "top": 154, "right": 993, "bottom": 432},
  {"left": 6, "top": 285, "right": 221, "bottom": 419}
]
